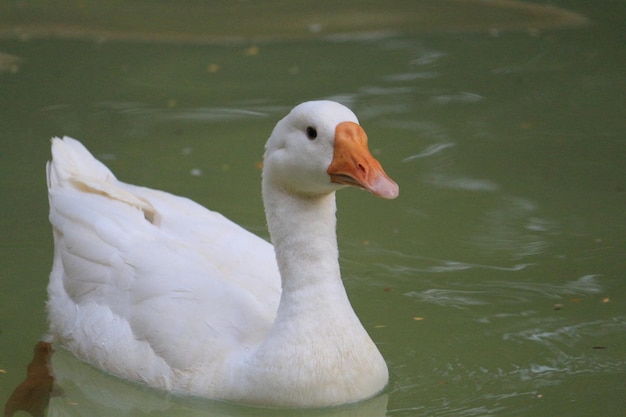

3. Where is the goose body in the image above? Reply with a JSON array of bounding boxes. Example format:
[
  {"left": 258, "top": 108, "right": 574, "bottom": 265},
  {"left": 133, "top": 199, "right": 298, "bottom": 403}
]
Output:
[{"left": 46, "top": 101, "right": 399, "bottom": 407}]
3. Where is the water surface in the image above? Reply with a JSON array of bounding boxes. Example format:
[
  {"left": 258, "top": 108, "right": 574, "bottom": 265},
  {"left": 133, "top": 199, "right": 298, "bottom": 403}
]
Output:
[{"left": 1, "top": 1, "right": 624, "bottom": 416}]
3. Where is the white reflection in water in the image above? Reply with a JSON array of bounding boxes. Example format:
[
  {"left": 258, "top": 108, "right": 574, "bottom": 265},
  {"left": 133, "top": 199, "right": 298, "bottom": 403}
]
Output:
[{"left": 38, "top": 348, "right": 390, "bottom": 417}]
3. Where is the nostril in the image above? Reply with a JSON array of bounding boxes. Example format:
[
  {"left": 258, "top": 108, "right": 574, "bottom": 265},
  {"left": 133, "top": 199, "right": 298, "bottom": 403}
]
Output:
[{"left": 357, "top": 163, "right": 366, "bottom": 174}]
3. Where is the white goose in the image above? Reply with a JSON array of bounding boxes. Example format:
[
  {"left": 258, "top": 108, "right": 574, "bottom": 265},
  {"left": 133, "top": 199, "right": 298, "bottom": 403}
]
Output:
[{"left": 46, "top": 100, "right": 399, "bottom": 408}]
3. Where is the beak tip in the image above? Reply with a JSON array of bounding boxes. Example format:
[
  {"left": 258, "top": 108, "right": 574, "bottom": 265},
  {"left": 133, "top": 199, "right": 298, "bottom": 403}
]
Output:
[{"left": 371, "top": 176, "right": 399, "bottom": 199}]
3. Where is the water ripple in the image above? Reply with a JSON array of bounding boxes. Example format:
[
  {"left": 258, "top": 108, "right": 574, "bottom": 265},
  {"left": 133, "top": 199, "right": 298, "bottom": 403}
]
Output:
[
  {"left": 404, "top": 274, "right": 603, "bottom": 308},
  {"left": 402, "top": 142, "right": 455, "bottom": 162},
  {"left": 503, "top": 314, "right": 622, "bottom": 347},
  {"left": 92, "top": 101, "right": 284, "bottom": 124},
  {"left": 383, "top": 71, "right": 439, "bottom": 81},
  {"left": 424, "top": 173, "right": 500, "bottom": 192},
  {"left": 430, "top": 91, "right": 484, "bottom": 105},
  {"left": 370, "top": 249, "right": 532, "bottom": 275}
]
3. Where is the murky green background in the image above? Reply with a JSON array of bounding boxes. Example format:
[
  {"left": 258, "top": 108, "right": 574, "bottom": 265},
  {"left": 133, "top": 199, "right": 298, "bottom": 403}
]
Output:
[{"left": 1, "top": 1, "right": 624, "bottom": 416}]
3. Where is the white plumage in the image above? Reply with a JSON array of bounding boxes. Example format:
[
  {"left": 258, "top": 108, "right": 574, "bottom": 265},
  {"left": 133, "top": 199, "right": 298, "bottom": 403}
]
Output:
[{"left": 46, "top": 100, "right": 399, "bottom": 407}]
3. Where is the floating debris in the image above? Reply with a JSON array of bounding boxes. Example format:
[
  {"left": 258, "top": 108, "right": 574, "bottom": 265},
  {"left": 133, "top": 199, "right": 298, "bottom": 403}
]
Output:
[{"left": 0, "top": 52, "right": 23, "bottom": 75}]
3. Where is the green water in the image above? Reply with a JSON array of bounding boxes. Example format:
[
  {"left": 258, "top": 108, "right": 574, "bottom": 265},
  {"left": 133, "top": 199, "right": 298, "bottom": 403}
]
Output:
[{"left": 1, "top": 1, "right": 625, "bottom": 416}]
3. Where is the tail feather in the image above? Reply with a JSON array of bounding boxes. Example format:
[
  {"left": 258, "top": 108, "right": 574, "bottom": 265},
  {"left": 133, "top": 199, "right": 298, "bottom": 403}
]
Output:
[
  {"left": 47, "top": 136, "right": 116, "bottom": 189},
  {"left": 47, "top": 136, "right": 158, "bottom": 224}
]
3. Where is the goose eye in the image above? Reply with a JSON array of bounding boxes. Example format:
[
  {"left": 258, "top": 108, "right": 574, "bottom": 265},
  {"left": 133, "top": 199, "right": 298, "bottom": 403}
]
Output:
[{"left": 306, "top": 126, "right": 318, "bottom": 140}]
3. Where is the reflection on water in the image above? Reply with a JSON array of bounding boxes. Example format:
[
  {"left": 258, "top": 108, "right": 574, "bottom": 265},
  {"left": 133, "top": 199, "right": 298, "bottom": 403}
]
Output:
[
  {"left": 4, "top": 342, "right": 54, "bottom": 417},
  {"left": 5, "top": 346, "right": 389, "bottom": 417},
  {"left": 1, "top": 1, "right": 625, "bottom": 416}
]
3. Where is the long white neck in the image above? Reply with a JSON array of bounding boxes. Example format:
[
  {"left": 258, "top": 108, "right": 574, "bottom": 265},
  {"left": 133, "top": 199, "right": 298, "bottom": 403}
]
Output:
[
  {"left": 235, "top": 179, "right": 388, "bottom": 406},
  {"left": 227, "top": 157, "right": 388, "bottom": 406},
  {"left": 262, "top": 182, "right": 352, "bottom": 317}
]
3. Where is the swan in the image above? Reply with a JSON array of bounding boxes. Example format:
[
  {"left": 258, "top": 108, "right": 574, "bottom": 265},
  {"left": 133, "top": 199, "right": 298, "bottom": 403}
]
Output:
[{"left": 45, "top": 100, "right": 399, "bottom": 408}]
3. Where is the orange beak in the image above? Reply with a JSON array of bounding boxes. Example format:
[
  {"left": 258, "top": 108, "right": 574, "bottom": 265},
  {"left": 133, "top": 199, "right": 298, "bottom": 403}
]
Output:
[{"left": 327, "top": 122, "right": 399, "bottom": 199}]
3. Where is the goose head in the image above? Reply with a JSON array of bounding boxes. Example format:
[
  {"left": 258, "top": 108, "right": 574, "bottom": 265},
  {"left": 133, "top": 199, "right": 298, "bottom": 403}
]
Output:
[{"left": 263, "top": 101, "right": 399, "bottom": 199}]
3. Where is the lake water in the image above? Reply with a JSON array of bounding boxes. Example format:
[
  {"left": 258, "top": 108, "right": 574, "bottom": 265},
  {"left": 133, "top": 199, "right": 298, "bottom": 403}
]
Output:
[{"left": 0, "top": 1, "right": 624, "bottom": 416}]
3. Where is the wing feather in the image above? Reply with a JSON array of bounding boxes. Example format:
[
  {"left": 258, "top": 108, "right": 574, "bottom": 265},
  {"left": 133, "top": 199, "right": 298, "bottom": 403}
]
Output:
[{"left": 47, "top": 137, "right": 281, "bottom": 372}]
